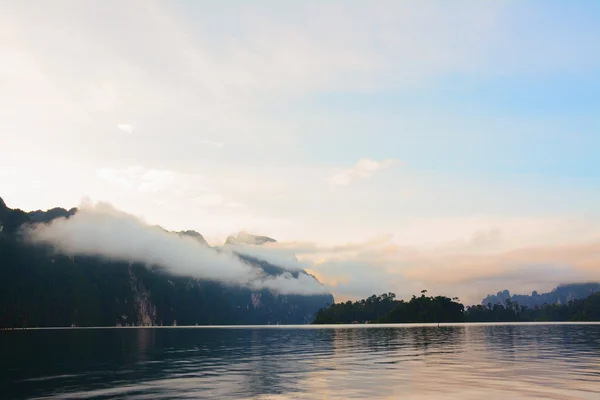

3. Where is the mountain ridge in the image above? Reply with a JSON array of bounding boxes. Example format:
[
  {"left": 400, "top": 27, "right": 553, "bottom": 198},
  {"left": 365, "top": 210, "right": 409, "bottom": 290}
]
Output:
[
  {"left": 0, "top": 197, "right": 333, "bottom": 328},
  {"left": 481, "top": 283, "right": 600, "bottom": 307}
]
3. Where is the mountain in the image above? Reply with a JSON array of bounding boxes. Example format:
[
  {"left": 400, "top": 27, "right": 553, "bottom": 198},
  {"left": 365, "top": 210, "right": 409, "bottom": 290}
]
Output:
[
  {"left": 177, "top": 230, "right": 209, "bottom": 246},
  {"left": 225, "top": 231, "right": 277, "bottom": 246},
  {"left": 0, "top": 197, "right": 333, "bottom": 328},
  {"left": 481, "top": 283, "right": 600, "bottom": 307}
]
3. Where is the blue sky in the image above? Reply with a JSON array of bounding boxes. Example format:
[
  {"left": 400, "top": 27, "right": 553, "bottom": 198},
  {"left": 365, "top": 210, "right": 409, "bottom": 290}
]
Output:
[{"left": 1, "top": 1, "right": 599, "bottom": 302}]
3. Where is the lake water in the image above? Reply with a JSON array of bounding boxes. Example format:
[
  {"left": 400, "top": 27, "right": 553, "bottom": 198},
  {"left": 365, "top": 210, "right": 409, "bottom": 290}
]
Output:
[{"left": 2, "top": 323, "right": 600, "bottom": 399}]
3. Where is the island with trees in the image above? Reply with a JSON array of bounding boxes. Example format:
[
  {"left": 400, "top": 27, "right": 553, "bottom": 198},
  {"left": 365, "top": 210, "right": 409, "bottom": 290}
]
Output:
[{"left": 312, "top": 289, "right": 600, "bottom": 324}]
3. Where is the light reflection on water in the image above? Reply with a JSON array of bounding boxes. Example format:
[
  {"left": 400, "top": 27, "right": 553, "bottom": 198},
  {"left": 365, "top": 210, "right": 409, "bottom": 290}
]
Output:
[{"left": 2, "top": 323, "right": 600, "bottom": 399}]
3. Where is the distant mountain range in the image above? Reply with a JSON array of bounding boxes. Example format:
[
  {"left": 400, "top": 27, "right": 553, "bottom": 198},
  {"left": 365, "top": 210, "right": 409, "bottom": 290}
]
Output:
[
  {"left": 482, "top": 283, "right": 600, "bottom": 307},
  {"left": 0, "top": 197, "right": 333, "bottom": 328}
]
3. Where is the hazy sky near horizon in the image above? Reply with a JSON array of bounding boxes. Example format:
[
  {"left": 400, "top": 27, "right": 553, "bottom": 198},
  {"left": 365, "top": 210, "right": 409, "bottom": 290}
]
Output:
[{"left": 2, "top": 1, "right": 600, "bottom": 303}]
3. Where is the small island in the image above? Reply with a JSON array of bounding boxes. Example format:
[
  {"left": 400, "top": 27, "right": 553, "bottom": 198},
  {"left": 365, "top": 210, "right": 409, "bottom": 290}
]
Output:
[{"left": 312, "top": 289, "right": 600, "bottom": 324}]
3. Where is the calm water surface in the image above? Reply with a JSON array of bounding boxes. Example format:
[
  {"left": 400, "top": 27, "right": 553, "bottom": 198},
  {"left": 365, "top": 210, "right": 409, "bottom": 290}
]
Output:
[{"left": 2, "top": 323, "right": 600, "bottom": 399}]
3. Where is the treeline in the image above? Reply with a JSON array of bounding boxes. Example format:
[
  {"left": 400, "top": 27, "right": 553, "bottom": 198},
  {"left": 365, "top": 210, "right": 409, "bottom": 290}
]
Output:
[{"left": 312, "top": 290, "right": 600, "bottom": 324}]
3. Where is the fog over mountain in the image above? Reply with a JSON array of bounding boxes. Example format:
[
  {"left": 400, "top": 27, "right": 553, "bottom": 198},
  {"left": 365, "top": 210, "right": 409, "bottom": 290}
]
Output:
[
  {"left": 24, "top": 200, "right": 327, "bottom": 296},
  {"left": 4, "top": 194, "right": 600, "bottom": 310},
  {"left": 0, "top": 196, "right": 333, "bottom": 328}
]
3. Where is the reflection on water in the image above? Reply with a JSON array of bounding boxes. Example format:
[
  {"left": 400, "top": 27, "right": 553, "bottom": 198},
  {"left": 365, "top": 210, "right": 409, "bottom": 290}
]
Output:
[{"left": 2, "top": 324, "right": 600, "bottom": 399}]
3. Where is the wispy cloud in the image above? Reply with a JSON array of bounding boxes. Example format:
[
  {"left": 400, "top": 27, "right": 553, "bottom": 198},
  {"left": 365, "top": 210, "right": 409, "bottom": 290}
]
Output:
[
  {"left": 226, "top": 228, "right": 600, "bottom": 304},
  {"left": 329, "top": 158, "right": 395, "bottom": 186},
  {"left": 117, "top": 124, "right": 135, "bottom": 134}
]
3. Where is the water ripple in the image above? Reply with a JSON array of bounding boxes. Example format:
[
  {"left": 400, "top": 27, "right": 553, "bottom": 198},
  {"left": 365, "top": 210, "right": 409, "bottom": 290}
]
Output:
[{"left": 2, "top": 324, "right": 600, "bottom": 399}]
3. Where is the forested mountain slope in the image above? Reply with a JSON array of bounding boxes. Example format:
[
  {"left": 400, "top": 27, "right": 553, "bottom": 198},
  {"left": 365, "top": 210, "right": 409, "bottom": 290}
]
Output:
[{"left": 0, "top": 197, "right": 333, "bottom": 328}]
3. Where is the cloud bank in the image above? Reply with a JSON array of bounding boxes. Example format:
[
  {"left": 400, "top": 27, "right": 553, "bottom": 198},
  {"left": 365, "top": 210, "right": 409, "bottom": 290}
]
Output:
[
  {"left": 226, "top": 231, "right": 600, "bottom": 305},
  {"left": 24, "top": 201, "right": 327, "bottom": 295},
  {"left": 19, "top": 198, "right": 600, "bottom": 304},
  {"left": 224, "top": 242, "right": 306, "bottom": 272}
]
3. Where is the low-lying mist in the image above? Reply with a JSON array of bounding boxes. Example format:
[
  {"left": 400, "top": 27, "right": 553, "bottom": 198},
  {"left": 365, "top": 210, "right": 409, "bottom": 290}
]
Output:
[{"left": 23, "top": 201, "right": 328, "bottom": 295}]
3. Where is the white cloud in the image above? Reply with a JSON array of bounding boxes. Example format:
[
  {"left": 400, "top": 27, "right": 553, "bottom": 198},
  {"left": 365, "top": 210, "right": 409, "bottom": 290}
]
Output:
[
  {"left": 224, "top": 243, "right": 305, "bottom": 272},
  {"left": 24, "top": 201, "right": 327, "bottom": 295},
  {"left": 117, "top": 124, "right": 135, "bottom": 134},
  {"left": 329, "top": 158, "right": 395, "bottom": 186}
]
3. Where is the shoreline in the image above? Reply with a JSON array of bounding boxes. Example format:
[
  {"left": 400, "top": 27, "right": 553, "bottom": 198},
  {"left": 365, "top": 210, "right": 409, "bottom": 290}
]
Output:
[{"left": 3, "top": 321, "right": 600, "bottom": 331}]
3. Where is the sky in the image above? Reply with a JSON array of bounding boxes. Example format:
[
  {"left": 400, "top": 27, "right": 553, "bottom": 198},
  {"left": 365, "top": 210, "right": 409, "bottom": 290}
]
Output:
[{"left": 1, "top": 1, "right": 600, "bottom": 303}]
